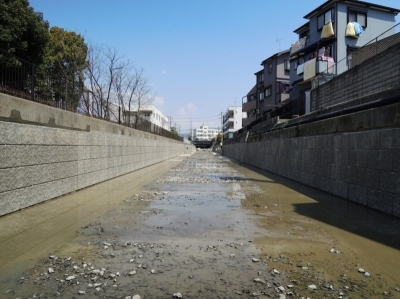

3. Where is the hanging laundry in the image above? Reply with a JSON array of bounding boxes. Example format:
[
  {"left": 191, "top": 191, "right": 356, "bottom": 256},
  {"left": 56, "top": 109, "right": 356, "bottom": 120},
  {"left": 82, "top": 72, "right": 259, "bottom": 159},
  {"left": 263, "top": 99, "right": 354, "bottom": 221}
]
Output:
[
  {"left": 321, "top": 22, "right": 334, "bottom": 38},
  {"left": 353, "top": 22, "right": 364, "bottom": 36},
  {"left": 345, "top": 22, "right": 357, "bottom": 38}
]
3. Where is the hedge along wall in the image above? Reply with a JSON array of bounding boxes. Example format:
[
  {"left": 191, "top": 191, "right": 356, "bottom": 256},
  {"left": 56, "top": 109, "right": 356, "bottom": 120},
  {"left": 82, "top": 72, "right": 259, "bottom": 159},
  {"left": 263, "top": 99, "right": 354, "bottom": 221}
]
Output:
[{"left": 0, "top": 95, "right": 195, "bottom": 216}]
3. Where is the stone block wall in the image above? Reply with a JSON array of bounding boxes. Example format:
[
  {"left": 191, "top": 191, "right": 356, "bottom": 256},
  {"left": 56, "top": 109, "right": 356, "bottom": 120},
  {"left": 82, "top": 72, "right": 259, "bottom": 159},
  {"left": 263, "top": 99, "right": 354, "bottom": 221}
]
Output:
[
  {"left": 0, "top": 120, "right": 194, "bottom": 216},
  {"left": 223, "top": 127, "right": 400, "bottom": 218},
  {"left": 311, "top": 43, "right": 400, "bottom": 111}
]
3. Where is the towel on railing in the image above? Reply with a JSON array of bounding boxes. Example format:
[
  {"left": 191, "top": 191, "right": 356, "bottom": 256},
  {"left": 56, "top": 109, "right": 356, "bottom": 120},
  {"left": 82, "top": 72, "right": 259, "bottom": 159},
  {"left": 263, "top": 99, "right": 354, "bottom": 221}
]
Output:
[
  {"left": 321, "top": 22, "right": 334, "bottom": 38},
  {"left": 304, "top": 58, "right": 316, "bottom": 81}
]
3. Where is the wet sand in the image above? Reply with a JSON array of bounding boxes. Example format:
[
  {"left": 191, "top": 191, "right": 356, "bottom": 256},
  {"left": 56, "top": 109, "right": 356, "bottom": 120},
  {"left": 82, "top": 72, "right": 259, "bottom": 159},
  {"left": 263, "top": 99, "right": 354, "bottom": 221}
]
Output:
[{"left": 0, "top": 151, "right": 399, "bottom": 298}]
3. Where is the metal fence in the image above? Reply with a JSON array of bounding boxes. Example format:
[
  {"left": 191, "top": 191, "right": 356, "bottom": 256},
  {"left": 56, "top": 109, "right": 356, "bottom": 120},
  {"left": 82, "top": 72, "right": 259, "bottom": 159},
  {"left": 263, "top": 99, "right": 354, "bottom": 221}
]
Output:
[{"left": 0, "top": 49, "right": 182, "bottom": 141}]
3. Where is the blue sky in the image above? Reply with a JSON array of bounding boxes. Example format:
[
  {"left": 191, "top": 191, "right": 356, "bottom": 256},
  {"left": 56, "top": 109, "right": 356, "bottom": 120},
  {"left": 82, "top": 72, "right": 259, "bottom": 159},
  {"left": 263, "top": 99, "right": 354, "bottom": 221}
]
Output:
[{"left": 29, "top": 0, "right": 399, "bottom": 134}]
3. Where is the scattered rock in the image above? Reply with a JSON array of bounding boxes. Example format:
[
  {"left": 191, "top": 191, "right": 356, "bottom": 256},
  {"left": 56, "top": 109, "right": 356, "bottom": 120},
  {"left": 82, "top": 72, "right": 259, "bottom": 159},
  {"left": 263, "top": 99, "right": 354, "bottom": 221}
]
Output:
[
  {"left": 254, "top": 278, "right": 266, "bottom": 284},
  {"left": 65, "top": 275, "right": 75, "bottom": 281}
]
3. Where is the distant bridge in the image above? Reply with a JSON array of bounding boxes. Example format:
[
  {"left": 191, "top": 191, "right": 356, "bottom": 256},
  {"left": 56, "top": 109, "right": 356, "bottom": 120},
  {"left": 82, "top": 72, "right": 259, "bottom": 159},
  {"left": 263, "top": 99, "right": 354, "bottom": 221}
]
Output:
[{"left": 192, "top": 140, "right": 213, "bottom": 149}]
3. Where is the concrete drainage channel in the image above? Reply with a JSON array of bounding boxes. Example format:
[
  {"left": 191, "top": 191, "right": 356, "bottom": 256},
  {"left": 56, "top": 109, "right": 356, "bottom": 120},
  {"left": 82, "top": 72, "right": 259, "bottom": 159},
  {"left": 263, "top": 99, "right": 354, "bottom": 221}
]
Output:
[{"left": 1, "top": 151, "right": 400, "bottom": 298}]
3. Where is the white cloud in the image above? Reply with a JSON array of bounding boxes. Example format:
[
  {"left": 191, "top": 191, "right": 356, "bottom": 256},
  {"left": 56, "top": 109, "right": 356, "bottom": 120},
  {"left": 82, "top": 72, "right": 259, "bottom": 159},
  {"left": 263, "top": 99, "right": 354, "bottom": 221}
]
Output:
[
  {"left": 175, "top": 103, "right": 198, "bottom": 118},
  {"left": 153, "top": 96, "right": 164, "bottom": 106},
  {"left": 161, "top": 69, "right": 167, "bottom": 75},
  {"left": 186, "top": 103, "right": 197, "bottom": 113}
]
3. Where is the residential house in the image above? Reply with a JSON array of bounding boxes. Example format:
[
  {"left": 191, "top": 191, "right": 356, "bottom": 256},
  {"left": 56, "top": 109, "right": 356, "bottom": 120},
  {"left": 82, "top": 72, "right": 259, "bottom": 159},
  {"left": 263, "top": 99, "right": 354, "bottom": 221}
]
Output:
[
  {"left": 242, "top": 50, "right": 290, "bottom": 127},
  {"left": 289, "top": 0, "right": 400, "bottom": 116},
  {"left": 223, "top": 106, "right": 245, "bottom": 139}
]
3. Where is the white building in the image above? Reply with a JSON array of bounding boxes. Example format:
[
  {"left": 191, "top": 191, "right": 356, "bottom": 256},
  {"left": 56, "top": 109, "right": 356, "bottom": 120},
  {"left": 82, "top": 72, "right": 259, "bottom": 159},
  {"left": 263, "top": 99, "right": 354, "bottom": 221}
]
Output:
[
  {"left": 223, "top": 106, "right": 245, "bottom": 139},
  {"left": 124, "top": 105, "right": 170, "bottom": 131},
  {"left": 191, "top": 124, "right": 221, "bottom": 141}
]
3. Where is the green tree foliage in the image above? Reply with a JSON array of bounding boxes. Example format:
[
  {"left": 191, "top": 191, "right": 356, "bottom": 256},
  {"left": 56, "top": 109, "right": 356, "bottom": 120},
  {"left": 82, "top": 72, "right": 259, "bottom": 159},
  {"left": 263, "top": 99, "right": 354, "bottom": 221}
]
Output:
[
  {"left": 44, "top": 27, "right": 88, "bottom": 109},
  {"left": 0, "top": 0, "right": 49, "bottom": 64}
]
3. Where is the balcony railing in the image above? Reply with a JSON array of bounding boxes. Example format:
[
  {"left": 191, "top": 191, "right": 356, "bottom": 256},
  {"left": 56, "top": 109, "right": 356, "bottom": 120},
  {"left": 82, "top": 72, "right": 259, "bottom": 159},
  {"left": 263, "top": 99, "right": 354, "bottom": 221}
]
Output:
[
  {"left": 243, "top": 99, "right": 256, "bottom": 112},
  {"left": 242, "top": 115, "right": 256, "bottom": 127},
  {"left": 290, "top": 36, "right": 308, "bottom": 55}
]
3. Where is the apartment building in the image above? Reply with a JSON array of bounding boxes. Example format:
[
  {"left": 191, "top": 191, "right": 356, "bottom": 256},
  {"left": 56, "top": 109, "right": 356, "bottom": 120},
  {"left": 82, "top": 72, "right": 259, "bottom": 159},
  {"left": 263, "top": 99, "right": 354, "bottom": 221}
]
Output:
[
  {"left": 242, "top": 50, "right": 290, "bottom": 127},
  {"left": 289, "top": 0, "right": 399, "bottom": 116},
  {"left": 124, "top": 105, "right": 170, "bottom": 131},
  {"left": 191, "top": 124, "right": 221, "bottom": 141},
  {"left": 223, "top": 106, "right": 245, "bottom": 139}
]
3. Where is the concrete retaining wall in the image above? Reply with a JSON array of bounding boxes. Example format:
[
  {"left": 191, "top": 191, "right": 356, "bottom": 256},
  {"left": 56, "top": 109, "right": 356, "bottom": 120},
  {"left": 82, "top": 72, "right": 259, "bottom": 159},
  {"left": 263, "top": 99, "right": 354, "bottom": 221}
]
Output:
[
  {"left": 0, "top": 94, "right": 195, "bottom": 216},
  {"left": 223, "top": 116, "right": 400, "bottom": 218}
]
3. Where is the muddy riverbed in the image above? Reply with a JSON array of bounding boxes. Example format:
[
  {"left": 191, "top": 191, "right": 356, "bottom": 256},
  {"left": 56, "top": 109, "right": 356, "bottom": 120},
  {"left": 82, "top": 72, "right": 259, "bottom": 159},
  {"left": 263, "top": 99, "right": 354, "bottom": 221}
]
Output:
[{"left": 1, "top": 151, "right": 400, "bottom": 298}]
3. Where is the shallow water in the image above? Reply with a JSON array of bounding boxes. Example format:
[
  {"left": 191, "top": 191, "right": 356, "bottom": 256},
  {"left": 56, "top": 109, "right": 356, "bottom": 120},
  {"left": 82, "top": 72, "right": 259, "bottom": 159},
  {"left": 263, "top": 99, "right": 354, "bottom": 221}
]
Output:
[{"left": 1, "top": 151, "right": 399, "bottom": 298}]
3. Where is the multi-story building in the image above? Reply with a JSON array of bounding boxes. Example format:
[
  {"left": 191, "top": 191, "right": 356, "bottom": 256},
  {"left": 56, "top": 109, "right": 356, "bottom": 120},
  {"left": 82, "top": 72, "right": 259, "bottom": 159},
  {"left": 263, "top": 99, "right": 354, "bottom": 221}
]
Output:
[
  {"left": 123, "top": 105, "right": 170, "bottom": 131},
  {"left": 223, "top": 106, "right": 245, "bottom": 139},
  {"left": 289, "top": 0, "right": 399, "bottom": 116},
  {"left": 242, "top": 50, "right": 290, "bottom": 127},
  {"left": 191, "top": 124, "right": 221, "bottom": 141}
]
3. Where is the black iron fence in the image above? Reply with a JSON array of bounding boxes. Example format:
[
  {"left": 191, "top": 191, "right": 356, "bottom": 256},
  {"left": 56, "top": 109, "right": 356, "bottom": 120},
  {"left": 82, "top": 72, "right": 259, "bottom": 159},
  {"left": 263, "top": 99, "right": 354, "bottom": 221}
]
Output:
[{"left": 0, "top": 49, "right": 182, "bottom": 142}]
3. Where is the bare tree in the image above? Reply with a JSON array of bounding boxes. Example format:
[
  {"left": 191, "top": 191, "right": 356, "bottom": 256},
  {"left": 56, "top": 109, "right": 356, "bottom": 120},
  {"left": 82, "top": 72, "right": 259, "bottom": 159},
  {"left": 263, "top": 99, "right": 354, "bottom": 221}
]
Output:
[
  {"left": 82, "top": 43, "right": 104, "bottom": 117},
  {"left": 82, "top": 43, "right": 128, "bottom": 120},
  {"left": 133, "top": 74, "right": 153, "bottom": 129},
  {"left": 80, "top": 42, "right": 152, "bottom": 125}
]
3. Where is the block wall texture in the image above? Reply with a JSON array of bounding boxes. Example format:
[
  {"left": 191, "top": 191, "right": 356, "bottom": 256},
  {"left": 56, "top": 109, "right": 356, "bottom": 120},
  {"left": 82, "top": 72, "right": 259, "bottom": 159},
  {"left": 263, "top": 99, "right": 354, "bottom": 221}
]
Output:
[
  {"left": 311, "top": 43, "right": 400, "bottom": 111},
  {"left": 0, "top": 121, "right": 194, "bottom": 216},
  {"left": 223, "top": 128, "right": 400, "bottom": 218}
]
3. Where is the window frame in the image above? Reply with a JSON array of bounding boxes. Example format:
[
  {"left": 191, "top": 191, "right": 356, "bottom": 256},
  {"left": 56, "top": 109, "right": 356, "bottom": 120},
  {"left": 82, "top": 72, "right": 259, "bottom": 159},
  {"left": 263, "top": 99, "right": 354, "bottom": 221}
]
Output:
[
  {"left": 348, "top": 8, "right": 367, "bottom": 28},
  {"left": 284, "top": 60, "right": 290, "bottom": 71},
  {"left": 317, "top": 8, "right": 335, "bottom": 31},
  {"left": 268, "top": 63, "right": 273, "bottom": 74},
  {"left": 265, "top": 86, "right": 272, "bottom": 98},
  {"left": 259, "top": 89, "right": 265, "bottom": 101}
]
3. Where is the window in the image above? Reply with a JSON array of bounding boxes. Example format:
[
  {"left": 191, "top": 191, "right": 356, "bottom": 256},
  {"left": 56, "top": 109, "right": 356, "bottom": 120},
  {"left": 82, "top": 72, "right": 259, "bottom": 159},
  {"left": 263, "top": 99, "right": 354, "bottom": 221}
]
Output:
[
  {"left": 276, "top": 82, "right": 289, "bottom": 94},
  {"left": 348, "top": 9, "right": 367, "bottom": 27},
  {"left": 258, "top": 73, "right": 264, "bottom": 83},
  {"left": 284, "top": 60, "right": 290, "bottom": 71},
  {"left": 259, "top": 90, "right": 264, "bottom": 101},
  {"left": 317, "top": 8, "right": 335, "bottom": 31},
  {"left": 268, "top": 63, "right": 273, "bottom": 74},
  {"left": 299, "top": 30, "right": 309, "bottom": 39},
  {"left": 265, "top": 86, "right": 272, "bottom": 97}
]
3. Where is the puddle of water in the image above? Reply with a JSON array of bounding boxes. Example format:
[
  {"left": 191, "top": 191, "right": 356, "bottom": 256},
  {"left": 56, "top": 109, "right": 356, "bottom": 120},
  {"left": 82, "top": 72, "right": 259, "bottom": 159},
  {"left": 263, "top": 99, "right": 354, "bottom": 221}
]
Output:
[
  {"left": 2, "top": 151, "right": 400, "bottom": 299},
  {"left": 0, "top": 152, "right": 285, "bottom": 298}
]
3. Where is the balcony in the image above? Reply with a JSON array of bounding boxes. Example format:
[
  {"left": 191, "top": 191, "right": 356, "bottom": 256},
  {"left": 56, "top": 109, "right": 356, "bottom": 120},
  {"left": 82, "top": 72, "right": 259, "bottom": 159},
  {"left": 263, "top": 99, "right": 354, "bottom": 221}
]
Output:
[
  {"left": 242, "top": 99, "right": 256, "bottom": 113},
  {"left": 223, "top": 117, "right": 234, "bottom": 126},
  {"left": 243, "top": 115, "right": 256, "bottom": 127},
  {"left": 290, "top": 36, "right": 308, "bottom": 56}
]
